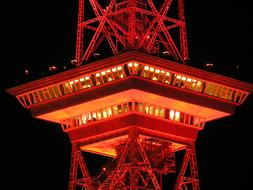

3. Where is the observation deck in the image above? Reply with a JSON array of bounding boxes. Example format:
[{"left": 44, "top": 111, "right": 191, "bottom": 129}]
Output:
[{"left": 7, "top": 51, "right": 253, "bottom": 157}]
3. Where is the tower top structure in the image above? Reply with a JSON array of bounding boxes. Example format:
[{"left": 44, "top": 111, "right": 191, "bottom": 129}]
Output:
[
  {"left": 72, "top": 0, "right": 189, "bottom": 66},
  {"left": 5, "top": 0, "right": 253, "bottom": 189}
]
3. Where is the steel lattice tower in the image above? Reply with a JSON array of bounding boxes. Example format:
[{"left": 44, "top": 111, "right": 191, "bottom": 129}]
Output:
[
  {"left": 6, "top": 0, "right": 253, "bottom": 190},
  {"left": 72, "top": 0, "right": 189, "bottom": 66}
]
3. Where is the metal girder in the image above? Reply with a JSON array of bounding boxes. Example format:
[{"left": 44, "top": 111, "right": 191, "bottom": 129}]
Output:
[
  {"left": 68, "top": 144, "right": 93, "bottom": 190},
  {"left": 98, "top": 134, "right": 162, "bottom": 190},
  {"left": 74, "top": 0, "right": 189, "bottom": 65},
  {"left": 173, "top": 145, "right": 200, "bottom": 190}
]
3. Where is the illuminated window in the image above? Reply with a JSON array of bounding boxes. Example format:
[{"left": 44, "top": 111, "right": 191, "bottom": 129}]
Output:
[
  {"left": 106, "top": 70, "right": 114, "bottom": 82},
  {"left": 118, "top": 105, "right": 122, "bottom": 113},
  {"left": 113, "top": 105, "right": 118, "bottom": 115},
  {"left": 107, "top": 107, "right": 112, "bottom": 117},
  {"left": 135, "top": 102, "right": 139, "bottom": 111},
  {"left": 123, "top": 103, "right": 128, "bottom": 112},
  {"left": 63, "top": 83, "right": 72, "bottom": 94},
  {"left": 112, "top": 67, "right": 120, "bottom": 80},
  {"left": 144, "top": 105, "right": 149, "bottom": 114},
  {"left": 157, "top": 70, "right": 166, "bottom": 82},
  {"left": 82, "top": 115, "right": 87, "bottom": 124},
  {"left": 159, "top": 108, "right": 165, "bottom": 117},
  {"left": 155, "top": 107, "right": 159, "bottom": 116},
  {"left": 147, "top": 67, "right": 155, "bottom": 78},
  {"left": 169, "top": 110, "right": 175, "bottom": 120},
  {"left": 88, "top": 113, "right": 92, "bottom": 121},
  {"left": 102, "top": 109, "right": 108, "bottom": 118},
  {"left": 205, "top": 83, "right": 218, "bottom": 96},
  {"left": 175, "top": 111, "right": 180, "bottom": 122},
  {"left": 48, "top": 87, "right": 56, "bottom": 98},
  {"left": 43, "top": 89, "right": 51, "bottom": 100},
  {"left": 97, "top": 111, "right": 102, "bottom": 120},
  {"left": 149, "top": 105, "right": 154, "bottom": 115},
  {"left": 142, "top": 66, "right": 149, "bottom": 77},
  {"left": 164, "top": 72, "right": 171, "bottom": 84},
  {"left": 92, "top": 112, "right": 97, "bottom": 121},
  {"left": 95, "top": 73, "right": 103, "bottom": 85},
  {"left": 117, "top": 66, "right": 125, "bottom": 78}
]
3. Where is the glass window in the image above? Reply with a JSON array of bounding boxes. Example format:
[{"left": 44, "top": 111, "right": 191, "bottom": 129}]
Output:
[
  {"left": 147, "top": 67, "right": 155, "bottom": 79},
  {"left": 139, "top": 103, "right": 143, "bottom": 112},
  {"left": 128, "top": 102, "right": 132, "bottom": 111},
  {"left": 225, "top": 89, "right": 233, "bottom": 101},
  {"left": 97, "top": 111, "right": 102, "bottom": 120},
  {"left": 175, "top": 111, "right": 180, "bottom": 122},
  {"left": 63, "top": 83, "right": 72, "bottom": 94},
  {"left": 107, "top": 107, "right": 112, "bottom": 117},
  {"left": 43, "top": 89, "right": 51, "bottom": 100},
  {"left": 106, "top": 70, "right": 114, "bottom": 82},
  {"left": 85, "top": 76, "right": 92, "bottom": 88},
  {"left": 53, "top": 86, "right": 61, "bottom": 97},
  {"left": 95, "top": 73, "right": 104, "bottom": 85},
  {"left": 38, "top": 90, "right": 46, "bottom": 102},
  {"left": 159, "top": 108, "right": 165, "bottom": 117},
  {"left": 154, "top": 107, "right": 159, "bottom": 116},
  {"left": 82, "top": 115, "right": 87, "bottom": 124},
  {"left": 33, "top": 91, "right": 40, "bottom": 103},
  {"left": 112, "top": 68, "right": 120, "bottom": 80},
  {"left": 49, "top": 87, "right": 56, "bottom": 98},
  {"left": 28, "top": 93, "right": 34, "bottom": 104},
  {"left": 158, "top": 70, "right": 165, "bottom": 82},
  {"left": 169, "top": 110, "right": 175, "bottom": 120},
  {"left": 144, "top": 105, "right": 149, "bottom": 114},
  {"left": 117, "top": 66, "right": 125, "bottom": 78},
  {"left": 118, "top": 105, "right": 122, "bottom": 114},
  {"left": 164, "top": 72, "right": 171, "bottom": 84},
  {"left": 113, "top": 105, "right": 118, "bottom": 115},
  {"left": 205, "top": 83, "right": 217, "bottom": 96},
  {"left": 92, "top": 112, "right": 97, "bottom": 121},
  {"left": 102, "top": 109, "right": 108, "bottom": 118},
  {"left": 18, "top": 96, "right": 26, "bottom": 106},
  {"left": 101, "top": 72, "right": 108, "bottom": 83},
  {"left": 123, "top": 103, "right": 128, "bottom": 112},
  {"left": 149, "top": 105, "right": 154, "bottom": 115},
  {"left": 142, "top": 66, "right": 149, "bottom": 77}
]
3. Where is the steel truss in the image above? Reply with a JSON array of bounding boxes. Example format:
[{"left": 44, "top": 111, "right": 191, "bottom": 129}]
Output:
[
  {"left": 73, "top": 0, "right": 189, "bottom": 65},
  {"left": 68, "top": 143, "right": 96, "bottom": 190},
  {"left": 68, "top": 133, "right": 200, "bottom": 190}
]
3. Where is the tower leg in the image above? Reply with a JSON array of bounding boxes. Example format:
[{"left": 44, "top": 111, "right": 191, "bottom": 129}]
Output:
[
  {"left": 68, "top": 143, "right": 94, "bottom": 190},
  {"left": 68, "top": 144, "right": 78, "bottom": 190},
  {"left": 173, "top": 144, "right": 200, "bottom": 190}
]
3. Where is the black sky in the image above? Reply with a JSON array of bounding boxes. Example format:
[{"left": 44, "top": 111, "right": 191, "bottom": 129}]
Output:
[{"left": 1, "top": 1, "right": 253, "bottom": 190}]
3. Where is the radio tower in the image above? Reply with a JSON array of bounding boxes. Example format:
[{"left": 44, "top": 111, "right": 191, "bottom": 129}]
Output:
[{"left": 7, "top": 0, "right": 253, "bottom": 189}]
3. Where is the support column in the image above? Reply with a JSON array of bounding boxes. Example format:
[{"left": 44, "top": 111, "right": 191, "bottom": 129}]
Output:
[
  {"left": 68, "top": 143, "right": 78, "bottom": 190},
  {"left": 173, "top": 144, "right": 200, "bottom": 190},
  {"left": 68, "top": 143, "right": 94, "bottom": 190}
]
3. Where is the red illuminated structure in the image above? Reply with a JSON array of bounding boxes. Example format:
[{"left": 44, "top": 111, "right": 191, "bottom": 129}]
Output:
[
  {"left": 6, "top": 0, "right": 253, "bottom": 190},
  {"left": 72, "top": 0, "right": 189, "bottom": 66}
]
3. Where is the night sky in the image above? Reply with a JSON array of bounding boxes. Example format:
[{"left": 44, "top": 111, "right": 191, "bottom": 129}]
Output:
[{"left": 1, "top": 0, "right": 253, "bottom": 190}]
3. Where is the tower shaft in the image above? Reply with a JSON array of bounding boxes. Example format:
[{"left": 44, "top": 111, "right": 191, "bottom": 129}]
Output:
[{"left": 74, "top": 0, "right": 189, "bottom": 65}]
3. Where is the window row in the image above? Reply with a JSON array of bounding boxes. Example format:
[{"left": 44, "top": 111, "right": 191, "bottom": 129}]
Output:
[
  {"left": 61, "top": 101, "right": 205, "bottom": 131},
  {"left": 127, "top": 62, "right": 247, "bottom": 104},
  {"left": 17, "top": 62, "right": 248, "bottom": 107},
  {"left": 17, "top": 65, "right": 126, "bottom": 107}
]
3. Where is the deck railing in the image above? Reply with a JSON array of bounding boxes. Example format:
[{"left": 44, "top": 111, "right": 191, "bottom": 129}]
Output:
[
  {"left": 17, "top": 62, "right": 248, "bottom": 107},
  {"left": 60, "top": 100, "right": 206, "bottom": 131}
]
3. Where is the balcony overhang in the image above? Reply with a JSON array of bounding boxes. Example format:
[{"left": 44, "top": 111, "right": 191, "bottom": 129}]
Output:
[{"left": 34, "top": 76, "right": 233, "bottom": 123}]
